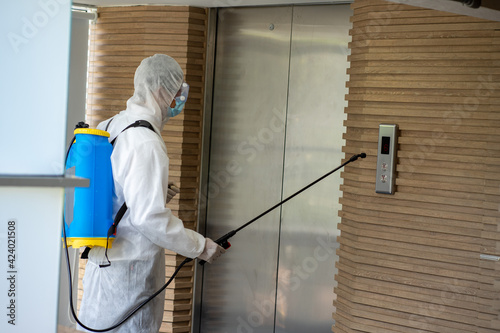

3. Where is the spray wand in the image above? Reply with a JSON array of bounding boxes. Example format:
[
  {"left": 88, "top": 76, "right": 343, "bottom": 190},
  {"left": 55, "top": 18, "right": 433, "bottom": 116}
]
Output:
[{"left": 197, "top": 152, "right": 366, "bottom": 264}]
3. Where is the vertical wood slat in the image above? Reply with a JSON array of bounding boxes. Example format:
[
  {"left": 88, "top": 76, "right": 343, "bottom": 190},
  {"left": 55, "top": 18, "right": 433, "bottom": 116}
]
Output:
[
  {"left": 335, "top": 1, "right": 500, "bottom": 332},
  {"left": 79, "top": 6, "right": 207, "bottom": 333}
]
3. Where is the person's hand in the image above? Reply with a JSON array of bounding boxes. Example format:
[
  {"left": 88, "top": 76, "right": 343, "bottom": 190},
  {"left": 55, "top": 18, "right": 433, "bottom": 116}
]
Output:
[
  {"left": 166, "top": 182, "right": 180, "bottom": 204},
  {"left": 198, "top": 238, "right": 226, "bottom": 264}
]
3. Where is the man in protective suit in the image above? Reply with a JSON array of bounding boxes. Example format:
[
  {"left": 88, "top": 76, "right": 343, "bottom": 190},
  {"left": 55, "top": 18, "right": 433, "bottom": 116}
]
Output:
[{"left": 78, "top": 54, "right": 225, "bottom": 332}]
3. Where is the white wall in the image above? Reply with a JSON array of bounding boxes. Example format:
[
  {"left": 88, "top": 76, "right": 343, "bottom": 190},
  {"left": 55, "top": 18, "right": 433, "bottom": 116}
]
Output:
[{"left": 1, "top": 1, "right": 72, "bottom": 176}]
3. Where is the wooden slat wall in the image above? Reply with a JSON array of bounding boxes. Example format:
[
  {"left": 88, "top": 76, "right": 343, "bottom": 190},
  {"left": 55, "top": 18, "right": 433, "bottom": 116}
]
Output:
[
  {"left": 334, "top": 1, "right": 500, "bottom": 332},
  {"left": 78, "top": 6, "right": 207, "bottom": 333}
]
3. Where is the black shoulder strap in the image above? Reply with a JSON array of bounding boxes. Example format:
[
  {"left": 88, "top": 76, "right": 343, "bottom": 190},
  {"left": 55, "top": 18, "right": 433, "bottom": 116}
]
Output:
[
  {"left": 105, "top": 117, "right": 113, "bottom": 131},
  {"left": 106, "top": 202, "right": 128, "bottom": 239},
  {"left": 110, "top": 120, "right": 155, "bottom": 146},
  {"left": 92, "top": 120, "right": 155, "bottom": 267}
]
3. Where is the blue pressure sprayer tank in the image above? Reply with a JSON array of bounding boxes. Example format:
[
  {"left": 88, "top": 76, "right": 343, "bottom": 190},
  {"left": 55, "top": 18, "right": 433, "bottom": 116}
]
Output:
[{"left": 64, "top": 127, "right": 115, "bottom": 249}]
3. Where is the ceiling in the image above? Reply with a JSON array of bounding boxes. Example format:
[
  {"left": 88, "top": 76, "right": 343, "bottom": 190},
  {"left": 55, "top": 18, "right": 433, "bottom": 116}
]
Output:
[
  {"left": 76, "top": 0, "right": 500, "bottom": 21},
  {"left": 78, "top": 0, "right": 350, "bottom": 8}
]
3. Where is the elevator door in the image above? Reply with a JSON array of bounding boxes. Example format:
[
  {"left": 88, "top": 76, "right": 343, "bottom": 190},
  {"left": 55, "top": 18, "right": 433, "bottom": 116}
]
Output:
[{"left": 199, "top": 5, "right": 352, "bottom": 332}]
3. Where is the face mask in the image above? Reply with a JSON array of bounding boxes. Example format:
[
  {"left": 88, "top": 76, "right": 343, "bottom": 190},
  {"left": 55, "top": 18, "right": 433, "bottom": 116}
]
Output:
[{"left": 167, "top": 82, "right": 189, "bottom": 118}]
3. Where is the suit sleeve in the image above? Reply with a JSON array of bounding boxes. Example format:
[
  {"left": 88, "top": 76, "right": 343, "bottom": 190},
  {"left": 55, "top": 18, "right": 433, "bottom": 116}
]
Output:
[{"left": 115, "top": 137, "right": 206, "bottom": 258}]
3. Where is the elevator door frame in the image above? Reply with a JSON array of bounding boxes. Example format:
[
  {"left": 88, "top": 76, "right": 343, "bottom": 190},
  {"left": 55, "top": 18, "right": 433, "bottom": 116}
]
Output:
[{"left": 193, "top": 4, "right": 352, "bottom": 332}]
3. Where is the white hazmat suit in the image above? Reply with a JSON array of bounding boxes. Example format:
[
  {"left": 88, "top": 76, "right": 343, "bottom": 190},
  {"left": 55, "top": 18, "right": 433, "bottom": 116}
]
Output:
[{"left": 78, "top": 54, "right": 223, "bottom": 332}]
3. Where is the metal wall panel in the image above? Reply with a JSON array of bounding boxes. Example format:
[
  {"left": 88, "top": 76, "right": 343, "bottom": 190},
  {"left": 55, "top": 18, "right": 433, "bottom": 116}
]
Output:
[
  {"left": 276, "top": 5, "right": 352, "bottom": 332},
  {"left": 199, "top": 7, "right": 292, "bottom": 333}
]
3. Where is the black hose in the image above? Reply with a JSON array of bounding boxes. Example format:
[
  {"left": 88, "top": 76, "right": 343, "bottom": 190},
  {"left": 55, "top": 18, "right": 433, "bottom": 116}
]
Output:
[
  {"left": 64, "top": 130, "right": 365, "bottom": 330},
  {"left": 62, "top": 227, "right": 191, "bottom": 332}
]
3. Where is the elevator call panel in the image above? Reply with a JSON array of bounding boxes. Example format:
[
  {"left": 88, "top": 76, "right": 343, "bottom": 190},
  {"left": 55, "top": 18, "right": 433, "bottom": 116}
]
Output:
[{"left": 376, "top": 124, "right": 398, "bottom": 194}]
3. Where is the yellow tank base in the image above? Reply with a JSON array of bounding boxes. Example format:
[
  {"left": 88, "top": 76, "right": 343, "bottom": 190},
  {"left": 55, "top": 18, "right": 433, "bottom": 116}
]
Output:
[{"left": 63, "top": 237, "right": 115, "bottom": 249}]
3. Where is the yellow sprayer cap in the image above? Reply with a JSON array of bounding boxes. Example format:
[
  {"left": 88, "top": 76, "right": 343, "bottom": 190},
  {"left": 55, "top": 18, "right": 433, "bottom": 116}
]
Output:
[{"left": 74, "top": 128, "right": 110, "bottom": 137}]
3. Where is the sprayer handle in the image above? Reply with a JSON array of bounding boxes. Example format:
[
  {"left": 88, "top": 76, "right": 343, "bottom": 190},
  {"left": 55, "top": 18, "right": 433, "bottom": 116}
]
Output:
[
  {"left": 219, "top": 239, "right": 231, "bottom": 250},
  {"left": 198, "top": 231, "right": 234, "bottom": 266}
]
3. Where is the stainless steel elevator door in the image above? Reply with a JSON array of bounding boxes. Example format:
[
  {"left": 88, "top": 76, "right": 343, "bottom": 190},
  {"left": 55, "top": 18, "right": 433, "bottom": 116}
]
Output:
[
  {"left": 276, "top": 5, "right": 351, "bottom": 332},
  {"left": 200, "top": 7, "right": 292, "bottom": 333},
  {"left": 199, "top": 5, "right": 351, "bottom": 333}
]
